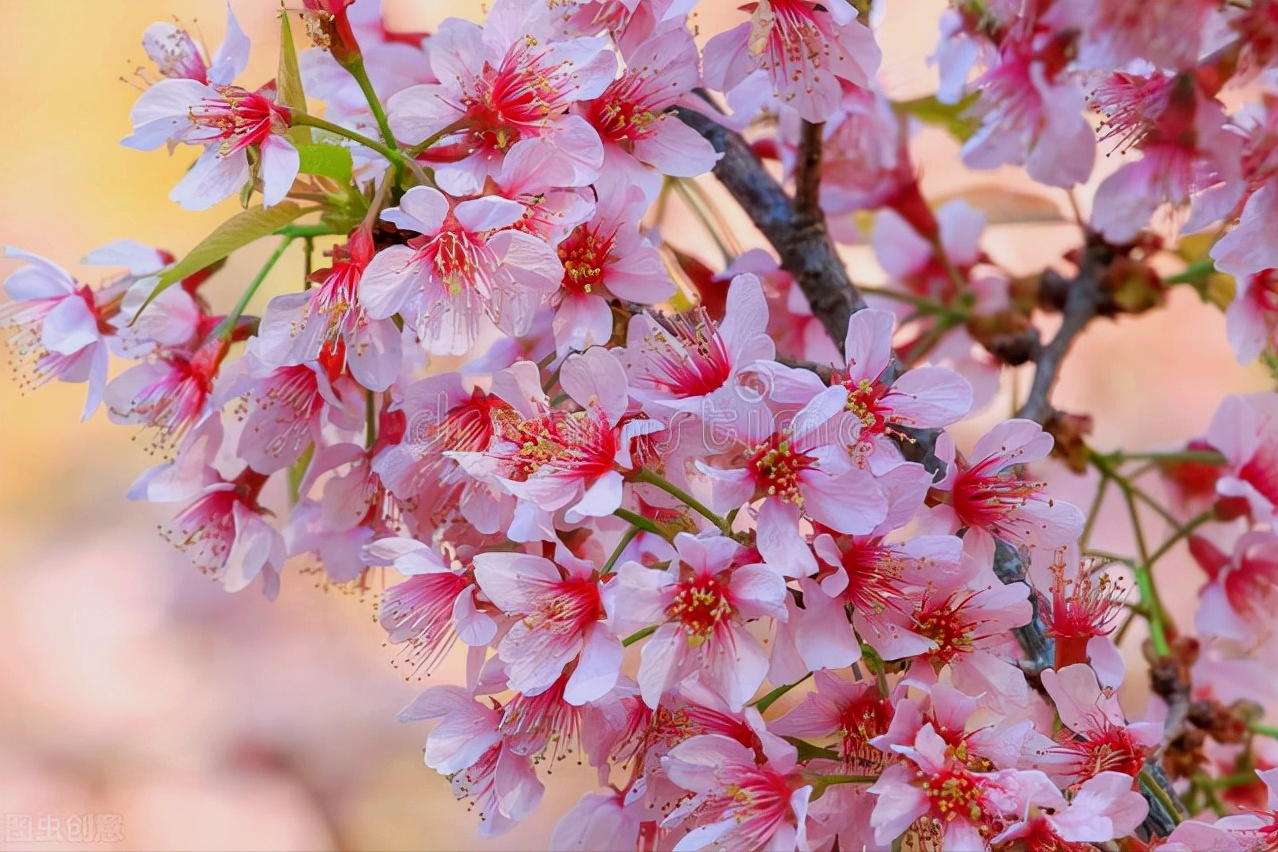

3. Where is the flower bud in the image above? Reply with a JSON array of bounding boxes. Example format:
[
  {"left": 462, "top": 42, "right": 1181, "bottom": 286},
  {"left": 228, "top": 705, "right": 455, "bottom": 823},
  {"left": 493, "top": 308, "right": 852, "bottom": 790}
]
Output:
[{"left": 301, "top": 0, "right": 361, "bottom": 67}]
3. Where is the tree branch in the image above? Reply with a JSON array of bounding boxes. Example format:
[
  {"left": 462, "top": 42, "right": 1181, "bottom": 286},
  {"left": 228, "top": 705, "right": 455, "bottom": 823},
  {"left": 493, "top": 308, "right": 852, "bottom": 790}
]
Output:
[
  {"left": 1016, "top": 247, "right": 1105, "bottom": 423},
  {"left": 677, "top": 107, "right": 1186, "bottom": 839},
  {"left": 674, "top": 107, "right": 864, "bottom": 353}
]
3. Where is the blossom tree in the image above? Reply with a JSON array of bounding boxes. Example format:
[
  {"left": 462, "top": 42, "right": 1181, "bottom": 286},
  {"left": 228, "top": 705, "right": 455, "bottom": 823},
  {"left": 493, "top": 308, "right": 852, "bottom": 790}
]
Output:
[{"left": 8, "top": 0, "right": 1278, "bottom": 849}]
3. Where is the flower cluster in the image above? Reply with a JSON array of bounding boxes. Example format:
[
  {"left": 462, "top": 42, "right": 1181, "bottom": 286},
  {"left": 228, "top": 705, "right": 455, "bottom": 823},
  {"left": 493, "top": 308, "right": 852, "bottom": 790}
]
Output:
[{"left": 7, "top": 0, "right": 1278, "bottom": 849}]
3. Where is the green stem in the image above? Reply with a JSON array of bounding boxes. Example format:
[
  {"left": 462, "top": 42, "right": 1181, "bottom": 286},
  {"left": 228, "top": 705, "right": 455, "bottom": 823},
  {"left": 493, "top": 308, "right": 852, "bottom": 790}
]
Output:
[
  {"left": 809, "top": 773, "right": 880, "bottom": 799},
  {"left": 407, "top": 119, "right": 468, "bottom": 157},
  {"left": 215, "top": 237, "right": 293, "bottom": 339},
  {"left": 601, "top": 525, "right": 641, "bottom": 576},
  {"left": 365, "top": 390, "right": 377, "bottom": 449},
  {"left": 343, "top": 55, "right": 397, "bottom": 150},
  {"left": 613, "top": 508, "right": 663, "bottom": 536},
  {"left": 857, "top": 283, "right": 966, "bottom": 321},
  {"left": 1079, "top": 472, "right": 1110, "bottom": 551},
  {"left": 1144, "top": 510, "right": 1213, "bottom": 568},
  {"left": 672, "top": 179, "right": 733, "bottom": 265},
  {"left": 753, "top": 673, "right": 813, "bottom": 713},
  {"left": 292, "top": 113, "right": 426, "bottom": 184},
  {"left": 1209, "top": 770, "right": 1260, "bottom": 788},
  {"left": 1163, "top": 257, "right": 1215, "bottom": 285},
  {"left": 633, "top": 468, "right": 732, "bottom": 534},
  {"left": 276, "top": 223, "right": 346, "bottom": 239},
  {"left": 622, "top": 624, "right": 657, "bottom": 647},
  {"left": 1251, "top": 724, "right": 1278, "bottom": 739},
  {"left": 1120, "top": 480, "right": 1174, "bottom": 657},
  {"left": 1111, "top": 449, "right": 1227, "bottom": 465},
  {"left": 1140, "top": 769, "right": 1184, "bottom": 826}
]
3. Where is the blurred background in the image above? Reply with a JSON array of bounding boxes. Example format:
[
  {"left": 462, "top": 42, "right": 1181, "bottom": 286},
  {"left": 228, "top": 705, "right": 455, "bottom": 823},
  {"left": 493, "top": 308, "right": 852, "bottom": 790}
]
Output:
[{"left": 0, "top": 1, "right": 1270, "bottom": 850}]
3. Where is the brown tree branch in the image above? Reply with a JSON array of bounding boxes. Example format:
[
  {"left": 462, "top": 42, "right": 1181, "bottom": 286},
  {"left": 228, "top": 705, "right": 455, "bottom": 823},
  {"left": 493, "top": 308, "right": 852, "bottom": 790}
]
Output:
[
  {"left": 677, "top": 107, "right": 1185, "bottom": 838},
  {"left": 674, "top": 107, "right": 864, "bottom": 354},
  {"left": 1016, "top": 249, "right": 1105, "bottom": 423}
]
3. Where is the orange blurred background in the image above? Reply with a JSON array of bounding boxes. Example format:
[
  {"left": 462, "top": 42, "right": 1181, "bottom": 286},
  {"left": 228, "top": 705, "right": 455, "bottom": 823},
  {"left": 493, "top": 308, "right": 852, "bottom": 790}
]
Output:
[{"left": 0, "top": 2, "right": 1271, "bottom": 850}]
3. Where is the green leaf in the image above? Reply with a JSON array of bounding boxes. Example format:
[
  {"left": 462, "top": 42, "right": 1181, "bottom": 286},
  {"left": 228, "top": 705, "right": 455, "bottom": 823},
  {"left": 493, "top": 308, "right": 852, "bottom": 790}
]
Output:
[
  {"left": 296, "top": 143, "right": 354, "bottom": 183},
  {"left": 134, "top": 202, "right": 310, "bottom": 320},
  {"left": 278, "top": 10, "right": 312, "bottom": 144},
  {"left": 893, "top": 93, "right": 980, "bottom": 142}
]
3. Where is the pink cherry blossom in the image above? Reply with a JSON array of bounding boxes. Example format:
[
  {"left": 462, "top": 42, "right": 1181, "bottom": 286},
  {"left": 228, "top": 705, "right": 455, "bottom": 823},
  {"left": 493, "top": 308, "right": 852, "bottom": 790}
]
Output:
[
  {"left": 622, "top": 272, "right": 774, "bottom": 415},
  {"left": 105, "top": 336, "right": 229, "bottom": 451},
  {"left": 771, "top": 670, "right": 897, "bottom": 771},
  {"left": 397, "top": 685, "right": 545, "bottom": 837},
  {"left": 123, "top": 6, "right": 298, "bottom": 210},
  {"left": 1, "top": 247, "right": 133, "bottom": 419},
  {"left": 1037, "top": 663, "right": 1160, "bottom": 785},
  {"left": 473, "top": 547, "right": 620, "bottom": 704},
  {"left": 359, "top": 185, "right": 562, "bottom": 354},
  {"left": 608, "top": 532, "right": 786, "bottom": 710},
  {"left": 1192, "top": 530, "right": 1278, "bottom": 646},
  {"left": 387, "top": 0, "right": 614, "bottom": 186},
  {"left": 1089, "top": 70, "right": 1242, "bottom": 243},
  {"left": 450, "top": 350, "right": 651, "bottom": 527},
  {"left": 832, "top": 308, "right": 972, "bottom": 473},
  {"left": 130, "top": 421, "right": 285, "bottom": 598},
  {"left": 577, "top": 27, "right": 719, "bottom": 187},
  {"left": 367, "top": 537, "right": 495, "bottom": 677},
  {"left": 550, "top": 178, "right": 673, "bottom": 354},
  {"left": 256, "top": 229, "right": 403, "bottom": 392},
  {"left": 868, "top": 722, "right": 1020, "bottom": 850},
  {"left": 699, "top": 384, "right": 888, "bottom": 575},
  {"left": 703, "top": 0, "right": 881, "bottom": 123},
  {"left": 961, "top": 35, "right": 1096, "bottom": 188},
  {"left": 662, "top": 734, "right": 811, "bottom": 852},
  {"left": 929, "top": 418, "right": 1085, "bottom": 552},
  {"left": 1207, "top": 392, "right": 1278, "bottom": 523},
  {"left": 993, "top": 770, "right": 1148, "bottom": 848}
]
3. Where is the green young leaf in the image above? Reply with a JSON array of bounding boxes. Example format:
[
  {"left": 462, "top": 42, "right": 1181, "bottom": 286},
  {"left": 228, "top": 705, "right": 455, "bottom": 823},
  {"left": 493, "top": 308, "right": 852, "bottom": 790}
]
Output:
[
  {"left": 296, "top": 143, "right": 354, "bottom": 183},
  {"left": 133, "top": 202, "right": 310, "bottom": 320},
  {"left": 893, "top": 93, "right": 980, "bottom": 142},
  {"left": 278, "top": 10, "right": 312, "bottom": 145}
]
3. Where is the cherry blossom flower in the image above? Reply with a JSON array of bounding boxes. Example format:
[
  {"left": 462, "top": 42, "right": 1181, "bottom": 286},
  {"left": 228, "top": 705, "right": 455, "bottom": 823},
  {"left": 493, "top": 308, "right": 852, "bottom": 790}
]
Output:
[
  {"left": 1, "top": 246, "right": 160, "bottom": 419},
  {"left": 387, "top": 0, "right": 614, "bottom": 185},
  {"left": 359, "top": 185, "right": 563, "bottom": 354},
  {"left": 256, "top": 229, "right": 402, "bottom": 392},
  {"left": 577, "top": 27, "right": 718, "bottom": 190},
  {"left": 622, "top": 272, "right": 774, "bottom": 415},
  {"left": 450, "top": 349, "right": 655, "bottom": 529},
  {"left": 608, "top": 532, "right": 786, "bottom": 709},
  {"left": 130, "top": 421, "right": 286, "bottom": 598},
  {"left": 1037, "top": 664, "right": 1159, "bottom": 785},
  {"left": 961, "top": 34, "right": 1096, "bottom": 188},
  {"left": 1207, "top": 392, "right": 1278, "bottom": 523},
  {"left": 993, "top": 770, "right": 1148, "bottom": 849},
  {"left": 367, "top": 537, "right": 495, "bottom": 677},
  {"left": 662, "top": 734, "right": 811, "bottom": 852},
  {"left": 549, "top": 178, "right": 673, "bottom": 354},
  {"left": 868, "top": 722, "right": 1020, "bottom": 850},
  {"left": 397, "top": 685, "right": 545, "bottom": 837},
  {"left": 123, "top": 5, "right": 299, "bottom": 209},
  {"left": 928, "top": 418, "right": 1085, "bottom": 553},
  {"left": 703, "top": 0, "right": 882, "bottom": 123},
  {"left": 830, "top": 308, "right": 972, "bottom": 473},
  {"left": 699, "top": 384, "right": 888, "bottom": 575},
  {"left": 473, "top": 547, "right": 620, "bottom": 704},
  {"left": 1193, "top": 530, "right": 1278, "bottom": 646}
]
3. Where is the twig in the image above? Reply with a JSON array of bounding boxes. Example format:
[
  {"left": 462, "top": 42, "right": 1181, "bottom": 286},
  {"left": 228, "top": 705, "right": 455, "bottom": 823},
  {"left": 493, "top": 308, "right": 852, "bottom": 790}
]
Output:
[
  {"left": 675, "top": 107, "right": 865, "bottom": 354},
  {"left": 1016, "top": 248, "right": 1104, "bottom": 422},
  {"left": 678, "top": 106, "right": 1187, "bottom": 839}
]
